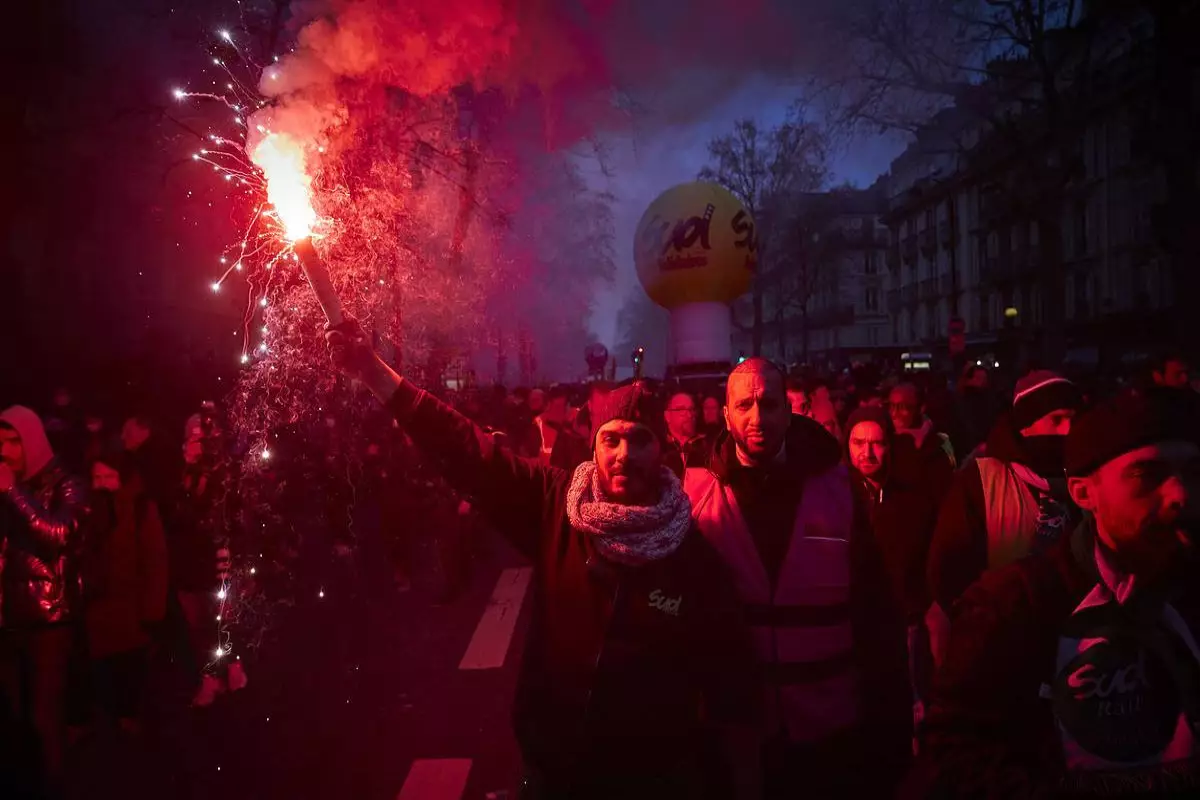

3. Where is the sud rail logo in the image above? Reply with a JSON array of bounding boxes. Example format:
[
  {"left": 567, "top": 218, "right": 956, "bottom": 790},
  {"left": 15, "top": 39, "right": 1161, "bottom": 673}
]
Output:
[{"left": 637, "top": 203, "right": 756, "bottom": 273}]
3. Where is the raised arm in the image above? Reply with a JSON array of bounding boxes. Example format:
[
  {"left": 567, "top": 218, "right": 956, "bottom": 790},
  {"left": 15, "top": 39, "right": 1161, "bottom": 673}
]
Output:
[
  {"left": 326, "top": 320, "right": 561, "bottom": 558},
  {"left": 2, "top": 472, "right": 89, "bottom": 552}
]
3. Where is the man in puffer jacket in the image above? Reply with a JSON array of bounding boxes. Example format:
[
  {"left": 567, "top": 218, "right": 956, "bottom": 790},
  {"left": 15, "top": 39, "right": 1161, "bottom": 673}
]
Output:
[
  {"left": 0, "top": 405, "right": 89, "bottom": 794},
  {"left": 907, "top": 390, "right": 1200, "bottom": 798}
]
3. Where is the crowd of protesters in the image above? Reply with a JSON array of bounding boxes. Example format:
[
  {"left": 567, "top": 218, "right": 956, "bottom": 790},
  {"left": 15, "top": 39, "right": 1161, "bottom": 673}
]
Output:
[{"left": 2, "top": 339, "right": 1198, "bottom": 798}]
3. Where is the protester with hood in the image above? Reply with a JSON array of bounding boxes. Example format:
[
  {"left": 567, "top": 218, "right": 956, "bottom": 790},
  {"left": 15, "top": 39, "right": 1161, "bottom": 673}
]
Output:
[
  {"left": 907, "top": 390, "right": 1200, "bottom": 797},
  {"left": 926, "top": 371, "right": 1084, "bottom": 666},
  {"left": 0, "top": 405, "right": 89, "bottom": 794},
  {"left": 327, "top": 320, "right": 760, "bottom": 800},
  {"left": 684, "top": 358, "right": 911, "bottom": 798},
  {"left": 889, "top": 382, "right": 956, "bottom": 503}
]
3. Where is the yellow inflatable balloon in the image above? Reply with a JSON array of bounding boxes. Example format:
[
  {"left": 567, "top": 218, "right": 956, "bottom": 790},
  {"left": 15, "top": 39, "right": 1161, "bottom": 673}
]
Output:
[{"left": 634, "top": 182, "right": 757, "bottom": 309}]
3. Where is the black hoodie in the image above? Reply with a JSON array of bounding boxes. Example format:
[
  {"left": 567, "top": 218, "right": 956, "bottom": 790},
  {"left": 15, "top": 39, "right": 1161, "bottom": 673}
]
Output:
[{"left": 927, "top": 412, "right": 1077, "bottom": 613}]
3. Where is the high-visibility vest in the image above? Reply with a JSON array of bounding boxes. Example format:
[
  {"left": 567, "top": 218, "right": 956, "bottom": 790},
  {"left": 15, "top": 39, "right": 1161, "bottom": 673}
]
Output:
[{"left": 684, "top": 465, "right": 859, "bottom": 743}]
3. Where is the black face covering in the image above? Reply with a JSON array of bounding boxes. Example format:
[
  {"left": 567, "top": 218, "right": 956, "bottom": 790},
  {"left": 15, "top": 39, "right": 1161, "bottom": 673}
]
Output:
[{"left": 1020, "top": 434, "right": 1067, "bottom": 478}]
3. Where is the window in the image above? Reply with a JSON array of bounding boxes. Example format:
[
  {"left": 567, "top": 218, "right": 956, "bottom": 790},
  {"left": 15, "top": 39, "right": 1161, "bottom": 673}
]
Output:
[
  {"left": 865, "top": 288, "right": 879, "bottom": 312},
  {"left": 865, "top": 251, "right": 877, "bottom": 274},
  {"left": 978, "top": 293, "right": 991, "bottom": 331}
]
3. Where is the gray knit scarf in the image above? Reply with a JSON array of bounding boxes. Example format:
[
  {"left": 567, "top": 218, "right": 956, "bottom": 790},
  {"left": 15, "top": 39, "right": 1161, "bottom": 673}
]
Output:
[{"left": 565, "top": 461, "right": 692, "bottom": 566}]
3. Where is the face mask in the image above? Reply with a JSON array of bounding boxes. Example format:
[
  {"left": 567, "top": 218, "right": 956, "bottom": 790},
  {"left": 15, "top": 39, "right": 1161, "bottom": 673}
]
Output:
[{"left": 1021, "top": 435, "right": 1067, "bottom": 477}]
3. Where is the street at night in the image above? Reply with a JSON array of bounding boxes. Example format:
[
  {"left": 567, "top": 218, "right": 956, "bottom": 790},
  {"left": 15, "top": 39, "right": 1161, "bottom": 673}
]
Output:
[{"left": 4, "top": 1, "right": 1200, "bottom": 798}]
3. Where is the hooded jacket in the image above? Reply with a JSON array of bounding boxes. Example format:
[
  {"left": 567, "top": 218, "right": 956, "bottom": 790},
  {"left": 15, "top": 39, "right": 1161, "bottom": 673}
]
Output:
[
  {"left": 928, "top": 412, "right": 1078, "bottom": 615},
  {"left": 0, "top": 406, "right": 89, "bottom": 627},
  {"left": 383, "top": 381, "right": 759, "bottom": 784}
]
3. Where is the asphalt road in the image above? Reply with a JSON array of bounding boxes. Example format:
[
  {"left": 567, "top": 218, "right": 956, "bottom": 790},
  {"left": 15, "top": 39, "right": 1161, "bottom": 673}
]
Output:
[{"left": 65, "top": 511, "right": 532, "bottom": 800}]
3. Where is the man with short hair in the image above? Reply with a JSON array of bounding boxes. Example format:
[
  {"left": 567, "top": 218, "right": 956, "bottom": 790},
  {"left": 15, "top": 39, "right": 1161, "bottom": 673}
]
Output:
[
  {"left": 684, "top": 358, "right": 911, "bottom": 797},
  {"left": 327, "top": 322, "right": 760, "bottom": 799},
  {"left": 889, "top": 382, "right": 955, "bottom": 501},
  {"left": 846, "top": 407, "right": 938, "bottom": 634},
  {"left": 910, "top": 390, "right": 1200, "bottom": 796},
  {"left": 0, "top": 405, "right": 89, "bottom": 794},
  {"left": 662, "top": 391, "right": 710, "bottom": 477}
]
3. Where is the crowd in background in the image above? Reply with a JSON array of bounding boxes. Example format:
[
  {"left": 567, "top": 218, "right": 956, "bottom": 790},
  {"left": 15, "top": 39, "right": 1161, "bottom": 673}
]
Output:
[{"left": 1, "top": 344, "right": 1197, "bottom": 798}]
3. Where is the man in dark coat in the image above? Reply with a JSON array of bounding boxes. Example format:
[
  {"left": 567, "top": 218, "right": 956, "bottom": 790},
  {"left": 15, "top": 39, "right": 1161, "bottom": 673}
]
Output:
[
  {"left": 908, "top": 390, "right": 1200, "bottom": 798},
  {"left": 328, "top": 321, "right": 760, "bottom": 800}
]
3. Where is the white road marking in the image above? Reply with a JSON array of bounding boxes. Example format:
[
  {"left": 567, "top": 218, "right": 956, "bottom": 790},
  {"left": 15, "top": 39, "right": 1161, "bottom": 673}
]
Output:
[
  {"left": 396, "top": 758, "right": 472, "bottom": 800},
  {"left": 459, "top": 567, "right": 532, "bottom": 670}
]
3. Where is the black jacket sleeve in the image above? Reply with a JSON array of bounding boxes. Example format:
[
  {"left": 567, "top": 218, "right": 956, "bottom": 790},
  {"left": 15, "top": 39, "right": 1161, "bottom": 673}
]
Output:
[
  {"left": 849, "top": 482, "right": 913, "bottom": 781},
  {"left": 387, "top": 381, "right": 561, "bottom": 559},
  {"left": 927, "top": 461, "right": 989, "bottom": 613},
  {"left": 694, "top": 552, "right": 761, "bottom": 727},
  {"left": 903, "top": 569, "right": 1057, "bottom": 800}
]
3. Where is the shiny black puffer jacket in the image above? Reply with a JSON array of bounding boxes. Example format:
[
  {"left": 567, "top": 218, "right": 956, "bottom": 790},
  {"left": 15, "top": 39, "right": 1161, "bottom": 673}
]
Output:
[{"left": 0, "top": 461, "right": 89, "bottom": 627}]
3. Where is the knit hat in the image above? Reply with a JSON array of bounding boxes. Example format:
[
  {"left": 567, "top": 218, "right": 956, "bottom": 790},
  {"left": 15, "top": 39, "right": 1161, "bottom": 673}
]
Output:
[
  {"left": 590, "top": 382, "right": 667, "bottom": 447},
  {"left": 1012, "top": 371, "right": 1083, "bottom": 430},
  {"left": 1065, "top": 389, "right": 1198, "bottom": 477}
]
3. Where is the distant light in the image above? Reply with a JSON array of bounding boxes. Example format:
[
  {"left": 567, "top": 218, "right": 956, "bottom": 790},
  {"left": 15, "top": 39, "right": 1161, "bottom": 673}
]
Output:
[
  {"left": 994, "top": 361, "right": 1001, "bottom": 368},
  {"left": 261, "top": 449, "right": 272, "bottom": 461},
  {"left": 218, "top": 29, "right": 231, "bottom": 41},
  {"left": 239, "top": 354, "right": 249, "bottom": 365},
  {"left": 172, "top": 88, "right": 185, "bottom": 100},
  {"left": 1004, "top": 306, "right": 1019, "bottom": 318},
  {"left": 235, "top": 262, "right": 243, "bottom": 271},
  {"left": 259, "top": 297, "right": 268, "bottom": 307},
  {"left": 216, "top": 588, "right": 227, "bottom": 600},
  {"left": 216, "top": 615, "right": 222, "bottom": 621},
  {"left": 318, "top": 589, "right": 325, "bottom": 599},
  {"left": 250, "top": 567, "right": 257, "bottom": 575},
  {"left": 976, "top": 360, "right": 982, "bottom": 366},
  {"left": 214, "top": 647, "right": 224, "bottom": 659},
  {"left": 261, "top": 326, "right": 268, "bottom": 335},
  {"left": 211, "top": 282, "right": 222, "bottom": 293},
  {"left": 213, "top": 58, "right": 221, "bottom": 66}
]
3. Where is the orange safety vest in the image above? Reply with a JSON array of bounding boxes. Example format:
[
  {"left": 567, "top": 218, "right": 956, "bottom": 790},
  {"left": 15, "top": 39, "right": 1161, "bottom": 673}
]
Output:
[{"left": 684, "top": 465, "right": 859, "bottom": 743}]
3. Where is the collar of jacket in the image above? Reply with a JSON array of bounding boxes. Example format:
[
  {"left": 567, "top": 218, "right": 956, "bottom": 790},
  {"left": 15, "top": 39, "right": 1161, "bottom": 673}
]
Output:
[{"left": 706, "top": 414, "right": 840, "bottom": 483}]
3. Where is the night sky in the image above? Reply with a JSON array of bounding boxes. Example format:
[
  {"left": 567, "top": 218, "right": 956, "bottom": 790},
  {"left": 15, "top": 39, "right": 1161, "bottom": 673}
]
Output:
[{"left": 585, "top": 74, "right": 906, "bottom": 349}]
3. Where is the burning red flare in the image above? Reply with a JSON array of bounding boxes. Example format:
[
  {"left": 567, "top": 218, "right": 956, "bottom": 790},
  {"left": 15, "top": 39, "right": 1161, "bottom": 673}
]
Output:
[{"left": 249, "top": 132, "right": 317, "bottom": 241}]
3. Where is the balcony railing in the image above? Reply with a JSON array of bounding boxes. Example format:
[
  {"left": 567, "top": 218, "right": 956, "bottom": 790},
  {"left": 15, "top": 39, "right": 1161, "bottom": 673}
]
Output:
[
  {"left": 886, "top": 247, "right": 900, "bottom": 271},
  {"left": 902, "top": 235, "right": 918, "bottom": 265}
]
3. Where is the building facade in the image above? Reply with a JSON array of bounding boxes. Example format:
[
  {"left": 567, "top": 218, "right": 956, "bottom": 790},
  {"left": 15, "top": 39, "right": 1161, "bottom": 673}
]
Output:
[
  {"left": 882, "top": 10, "right": 1177, "bottom": 370},
  {"left": 747, "top": 182, "right": 893, "bottom": 366}
]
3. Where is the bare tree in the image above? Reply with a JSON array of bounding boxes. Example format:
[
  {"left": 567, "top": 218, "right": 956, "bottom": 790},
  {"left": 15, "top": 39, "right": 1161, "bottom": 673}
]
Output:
[
  {"left": 813, "top": 0, "right": 1149, "bottom": 360},
  {"left": 698, "top": 111, "right": 829, "bottom": 356}
]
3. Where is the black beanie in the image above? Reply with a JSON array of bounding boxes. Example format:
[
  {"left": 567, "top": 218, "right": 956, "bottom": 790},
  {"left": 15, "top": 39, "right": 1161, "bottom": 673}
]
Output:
[
  {"left": 590, "top": 382, "right": 667, "bottom": 447},
  {"left": 1065, "top": 389, "right": 1198, "bottom": 477},
  {"left": 1012, "top": 371, "right": 1083, "bottom": 430}
]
